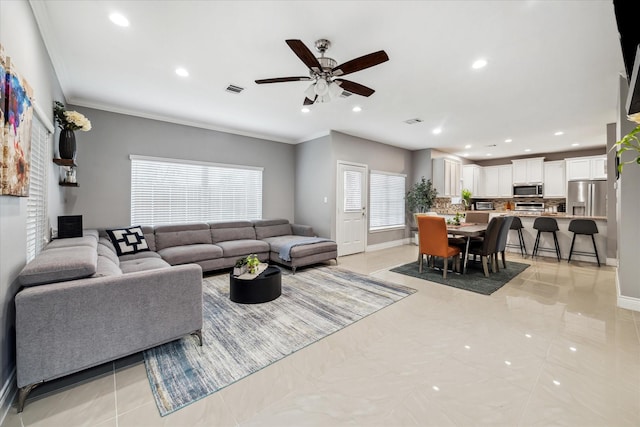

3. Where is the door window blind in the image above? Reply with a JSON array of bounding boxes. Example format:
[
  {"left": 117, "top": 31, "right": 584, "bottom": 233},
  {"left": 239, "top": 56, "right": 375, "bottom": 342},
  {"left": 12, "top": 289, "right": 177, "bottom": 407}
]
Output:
[
  {"left": 343, "top": 170, "right": 362, "bottom": 212},
  {"left": 369, "top": 171, "right": 406, "bottom": 230},
  {"left": 26, "top": 115, "right": 51, "bottom": 261},
  {"left": 131, "top": 156, "right": 262, "bottom": 226}
]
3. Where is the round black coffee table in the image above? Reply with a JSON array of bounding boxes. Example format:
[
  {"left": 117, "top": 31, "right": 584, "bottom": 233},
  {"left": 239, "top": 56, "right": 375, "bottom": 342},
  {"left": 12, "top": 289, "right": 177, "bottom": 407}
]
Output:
[{"left": 229, "top": 266, "right": 282, "bottom": 304}]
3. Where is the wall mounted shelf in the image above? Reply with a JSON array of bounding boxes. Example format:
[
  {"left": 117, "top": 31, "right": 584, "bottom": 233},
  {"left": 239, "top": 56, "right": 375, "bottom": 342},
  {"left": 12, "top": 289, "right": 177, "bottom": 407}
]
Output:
[{"left": 53, "top": 158, "right": 78, "bottom": 186}]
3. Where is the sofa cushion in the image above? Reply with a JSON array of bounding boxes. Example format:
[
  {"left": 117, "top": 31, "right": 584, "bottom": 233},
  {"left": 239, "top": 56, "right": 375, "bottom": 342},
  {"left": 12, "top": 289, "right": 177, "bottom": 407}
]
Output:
[
  {"left": 93, "top": 256, "right": 123, "bottom": 277},
  {"left": 119, "top": 257, "right": 171, "bottom": 274},
  {"left": 141, "top": 226, "right": 156, "bottom": 252},
  {"left": 154, "top": 223, "right": 212, "bottom": 250},
  {"left": 209, "top": 221, "right": 256, "bottom": 243},
  {"left": 47, "top": 235, "right": 98, "bottom": 250},
  {"left": 18, "top": 246, "right": 98, "bottom": 286},
  {"left": 97, "top": 241, "right": 120, "bottom": 266},
  {"left": 106, "top": 226, "right": 150, "bottom": 256},
  {"left": 118, "top": 251, "right": 162, "bottom": 262},
  {"left": 216, "top": 240, "right": 269, "bottom": 258},
  {"left": 254, "top": 219, "right": 292, "bottom": 239},
  {"left": 262, "top": 236, "right": 337, "bottom": 258},
  {"left": 157, "top": 244, "right": 223, "bottom": 265}
]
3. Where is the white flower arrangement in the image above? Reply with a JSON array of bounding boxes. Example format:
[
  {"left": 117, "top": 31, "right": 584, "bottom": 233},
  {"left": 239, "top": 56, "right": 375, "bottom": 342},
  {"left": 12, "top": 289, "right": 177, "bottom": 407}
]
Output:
[{"left": 53, "top": 101, "right": 92, "bottom": 131}]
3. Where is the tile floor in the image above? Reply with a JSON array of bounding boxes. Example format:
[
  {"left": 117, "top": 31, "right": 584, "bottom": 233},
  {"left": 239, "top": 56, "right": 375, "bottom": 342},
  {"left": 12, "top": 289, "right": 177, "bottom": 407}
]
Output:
[{"left": 2, "top": 246, "right": 639, "bottom": 426}]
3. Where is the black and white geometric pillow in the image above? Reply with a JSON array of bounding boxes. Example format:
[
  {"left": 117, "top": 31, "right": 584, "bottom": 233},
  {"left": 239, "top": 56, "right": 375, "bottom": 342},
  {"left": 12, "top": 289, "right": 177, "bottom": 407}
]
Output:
[{"left": 106, "top": 226, "right": 150, "bottom": 256}]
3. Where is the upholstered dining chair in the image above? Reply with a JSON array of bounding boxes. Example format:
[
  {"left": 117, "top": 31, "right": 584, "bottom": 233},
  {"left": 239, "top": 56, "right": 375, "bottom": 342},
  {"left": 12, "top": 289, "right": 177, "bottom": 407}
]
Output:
[
  {"left": 466, "top": 216, "right": 504, "bottom": 277},
  {"left": 494, "top": 216, "right": 515, "bottom": 271},
  {"left": 464, "top": 211, "right": 490, "bottom": 224},
  {"left": 417, "top": 215, "right": 461, "bottom": 279}
]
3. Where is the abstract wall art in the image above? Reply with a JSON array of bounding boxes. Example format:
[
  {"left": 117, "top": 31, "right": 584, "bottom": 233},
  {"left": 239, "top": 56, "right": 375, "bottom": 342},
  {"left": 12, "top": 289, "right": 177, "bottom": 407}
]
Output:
[{"left": 1, "top": 44, "right": 34, "bottom": 197}]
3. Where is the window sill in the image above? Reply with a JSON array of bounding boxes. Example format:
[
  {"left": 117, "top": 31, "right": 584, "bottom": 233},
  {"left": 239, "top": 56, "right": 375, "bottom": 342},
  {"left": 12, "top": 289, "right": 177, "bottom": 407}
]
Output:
[{"left": 369, "top": 225, "right": 406, "bottom": 233}]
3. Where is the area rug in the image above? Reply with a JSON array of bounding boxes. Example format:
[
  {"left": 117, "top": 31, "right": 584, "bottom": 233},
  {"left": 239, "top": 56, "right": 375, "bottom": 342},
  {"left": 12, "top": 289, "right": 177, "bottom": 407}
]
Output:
[
  {"left": 390, "top": 259, "right": 530, "bottom": 295},
  {"left": 143, "top": 267, "right": 416, "bottom": 416}
]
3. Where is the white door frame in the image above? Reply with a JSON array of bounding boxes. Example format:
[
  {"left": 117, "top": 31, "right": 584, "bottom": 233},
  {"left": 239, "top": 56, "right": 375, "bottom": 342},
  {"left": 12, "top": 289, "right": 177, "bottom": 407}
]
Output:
[{"left": 336, "top": 160, "right": 368, "bottom": 256}]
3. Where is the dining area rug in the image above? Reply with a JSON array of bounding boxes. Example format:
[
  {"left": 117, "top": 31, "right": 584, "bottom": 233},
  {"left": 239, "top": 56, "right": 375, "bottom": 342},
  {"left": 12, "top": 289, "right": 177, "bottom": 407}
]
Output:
[
  {"left": 390, "top": 258, "right": 530, "bottom": 295},
  {"left": 143, "top": 266, "right": 416, "bottom": 416}
]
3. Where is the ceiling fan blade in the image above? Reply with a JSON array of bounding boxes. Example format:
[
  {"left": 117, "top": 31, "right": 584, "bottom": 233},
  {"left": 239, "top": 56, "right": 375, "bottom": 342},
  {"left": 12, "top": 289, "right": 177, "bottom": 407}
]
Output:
[
  {"left": 255, "top": 76, "right": 311, "bottom": 84},
  {"left": 332, "top": 50, "right": 389, "bottom": 76},
  {"left": 286, "top": 39, "right": 322, "bottom": 72},
  {"left": 334, "top": 79, "right": 375, "bottom": 97},
  {"left": 303, "top": 96, "right": 317, "bottom": 105}
]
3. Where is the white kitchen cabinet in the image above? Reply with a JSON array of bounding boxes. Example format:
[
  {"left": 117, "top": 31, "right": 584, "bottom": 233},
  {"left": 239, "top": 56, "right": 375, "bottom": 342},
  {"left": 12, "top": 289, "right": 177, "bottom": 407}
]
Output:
[
  {"left": 566, "top": 155, "right": 607, "bottom": 181},
  {"left": 462, "top": 164, "right": 480, "bottom": 197},
  {"left": 432, "top": 158, "right": 462, "bottom": 197},
  {"left": 482, "top": 165, "right": 512, "bottom": 198},
  {"left": 543, "top": 160, "right": 566, "bottom": 198},
  {"left": 511, "top": 157, "right": 544, "bottom": 184}
]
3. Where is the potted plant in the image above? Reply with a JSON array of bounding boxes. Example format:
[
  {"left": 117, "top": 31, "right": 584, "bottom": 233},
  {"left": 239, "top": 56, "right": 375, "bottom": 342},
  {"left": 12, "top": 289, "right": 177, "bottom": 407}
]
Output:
[
  {"left": 612, "top": 112, "right": 640, "bottom": 173},
  {"left": 233, "top": 257, "right": 247, "bottom": 276},
  {"left": 406, "top": 177, "right": 438, "bottom": 214},
  {"left": 461, "top": 188, "right": 472, "bottom": 210}
]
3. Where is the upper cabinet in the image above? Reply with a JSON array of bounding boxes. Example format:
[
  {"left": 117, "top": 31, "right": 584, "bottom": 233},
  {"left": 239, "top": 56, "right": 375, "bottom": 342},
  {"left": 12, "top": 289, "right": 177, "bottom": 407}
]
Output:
[
  {"left": 543, "top": 161, "right": 566, "bottom": 198},
  {"left": 511, "top": 157, "right": 544, "bottom": 184},
  {"left": 482, "top": 165, "right": 512, "bottom": 198},
  {"left": 566, "top": 155, "right": 607, "bottom": 181},
  {"left": 432, "top": 158, "right": 462, "bottom": 197},
  {"left": 462, "top": 164, "right": 480, "bottom": 197}
]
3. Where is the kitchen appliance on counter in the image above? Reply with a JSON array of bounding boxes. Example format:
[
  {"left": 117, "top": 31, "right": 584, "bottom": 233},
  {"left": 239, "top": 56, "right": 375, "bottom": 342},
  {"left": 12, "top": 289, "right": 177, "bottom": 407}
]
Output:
[
  {"left": 514, "top": 202, "right": 545, "bottom": 212},
  {"left": 475, "top": 201, "right": 494, "bottom": 211},
  {"left": 513, "top": 183, "right": 543, "bottom": 198},
  {"left": 567, "top": 180, "right": 607, "bottom": 217},
  {"left": 557, "top": 202, "right": 566, "bottom": 213}
]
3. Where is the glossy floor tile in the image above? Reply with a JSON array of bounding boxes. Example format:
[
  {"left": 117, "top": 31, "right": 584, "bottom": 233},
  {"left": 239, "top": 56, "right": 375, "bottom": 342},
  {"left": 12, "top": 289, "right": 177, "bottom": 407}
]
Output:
[{"left": 2, "top": 245, "right": 638, "bottom": 426}]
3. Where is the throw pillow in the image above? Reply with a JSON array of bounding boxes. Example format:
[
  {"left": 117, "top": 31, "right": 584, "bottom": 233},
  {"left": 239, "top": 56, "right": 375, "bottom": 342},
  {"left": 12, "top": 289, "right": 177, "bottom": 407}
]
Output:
[{"left": 106, "top": 226, "right": 150, "bottom": 257}]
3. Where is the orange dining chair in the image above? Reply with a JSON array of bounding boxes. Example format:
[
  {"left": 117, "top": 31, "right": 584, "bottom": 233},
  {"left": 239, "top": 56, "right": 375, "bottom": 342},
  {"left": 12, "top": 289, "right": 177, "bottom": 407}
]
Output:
[{"left": 417, "top": 215, "right": 461, "bottom": 278}]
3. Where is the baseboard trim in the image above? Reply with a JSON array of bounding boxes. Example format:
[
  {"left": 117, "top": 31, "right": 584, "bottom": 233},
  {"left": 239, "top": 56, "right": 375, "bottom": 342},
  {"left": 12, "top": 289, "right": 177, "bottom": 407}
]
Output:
[
  {"left": 606, "top": 257, "right": 617, "bottom": 267},
  {"left": 616, "top": 271, "right": 640, "bottom": 312},
  {"left": 0, "top": 369, "right": 16, "bottom": 426},
  {"left": 366, "top": 238, "right": 410, "bottom": 252}
]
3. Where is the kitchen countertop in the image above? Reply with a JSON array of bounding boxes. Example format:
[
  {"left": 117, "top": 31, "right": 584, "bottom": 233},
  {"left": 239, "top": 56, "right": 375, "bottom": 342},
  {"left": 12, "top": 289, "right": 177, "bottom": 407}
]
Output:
[{"left": 434, "top": 209, "right": 606, "bottom": 221}]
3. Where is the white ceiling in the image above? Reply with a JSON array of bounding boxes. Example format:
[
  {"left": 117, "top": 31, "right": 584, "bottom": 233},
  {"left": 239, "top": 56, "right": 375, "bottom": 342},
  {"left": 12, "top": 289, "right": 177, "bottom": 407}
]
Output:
[{"left": 31, "top": 0, "right": 625, "bottom": 160}]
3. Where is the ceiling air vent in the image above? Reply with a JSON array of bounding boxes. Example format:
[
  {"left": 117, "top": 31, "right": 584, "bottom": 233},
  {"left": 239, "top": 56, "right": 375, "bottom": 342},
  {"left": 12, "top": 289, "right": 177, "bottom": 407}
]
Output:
[
  {"left": 225, "top": 84, "right": 244, "bottom": 94},
  {"left": 404, "top": 118, "right": 423, "bottom": 125}
]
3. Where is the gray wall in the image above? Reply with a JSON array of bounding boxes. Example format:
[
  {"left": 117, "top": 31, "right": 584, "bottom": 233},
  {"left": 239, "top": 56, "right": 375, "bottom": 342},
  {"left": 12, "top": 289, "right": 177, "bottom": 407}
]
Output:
[
  {"left": 65, "top": 107, "right": 296, "bottom": 228},
  {"left": 474, "top": 147, "right": 607, "bottom": 167},
  {"left": 605, "top": 123, "right": 617, "bottom": 260},
  {"left": 0, "top": 0, "right": 65, "bottom": 395},
  {"left": 616, "top": 76, "right": 640, "bottom": 300},
  {"left": 330, "top": 131, "right": 412, "bottom": 245},
  {"left": 294, "top": 135, "right": 333, "bottom": 238},
  {"left": 411, "top": 148, "right": 432, "bottom": 186}
]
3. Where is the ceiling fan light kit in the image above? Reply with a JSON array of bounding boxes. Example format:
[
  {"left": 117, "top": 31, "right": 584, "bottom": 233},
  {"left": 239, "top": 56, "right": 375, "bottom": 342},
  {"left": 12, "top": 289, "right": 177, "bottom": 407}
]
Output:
[{"left": 255, "top": 39, "right": 389, "bottom": 106}]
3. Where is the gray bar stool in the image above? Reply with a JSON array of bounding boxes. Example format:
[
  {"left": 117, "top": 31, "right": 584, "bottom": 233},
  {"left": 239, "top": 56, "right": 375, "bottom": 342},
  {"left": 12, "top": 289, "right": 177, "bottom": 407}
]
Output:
[
  {"left": 506, "top": 216, "right": 527, "bottom": 257},
  {"left": 568, "top": 219, "right": 600, "bottom": 267},
  {"left": 532, "top": 217, "right": 561, "bottom": 261}
]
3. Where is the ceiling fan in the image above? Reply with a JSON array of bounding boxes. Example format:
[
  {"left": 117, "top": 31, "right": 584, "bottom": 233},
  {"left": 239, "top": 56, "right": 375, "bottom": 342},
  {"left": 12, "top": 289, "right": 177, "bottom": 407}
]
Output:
[{"left": 255, "top": 39, "right": 389, "bottom": 105}]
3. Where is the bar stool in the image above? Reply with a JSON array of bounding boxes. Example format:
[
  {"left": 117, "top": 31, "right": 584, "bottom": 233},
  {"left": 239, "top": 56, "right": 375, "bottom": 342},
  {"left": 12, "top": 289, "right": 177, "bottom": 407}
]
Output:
[
  {"left": 568, "top": 219, "right": 600, "bottom": 267},
  {"left": 532, "top": 217, "right": 561, "bottom": 261},
  {"left": 506, "top": 216, "right": 527, "bottom": 257}
]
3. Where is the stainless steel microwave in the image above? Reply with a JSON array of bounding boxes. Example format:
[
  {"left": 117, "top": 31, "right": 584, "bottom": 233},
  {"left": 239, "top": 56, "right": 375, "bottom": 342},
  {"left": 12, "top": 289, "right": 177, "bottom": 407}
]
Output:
[{"left": 513, "top": 184, "right": 543, "bottom": 198}]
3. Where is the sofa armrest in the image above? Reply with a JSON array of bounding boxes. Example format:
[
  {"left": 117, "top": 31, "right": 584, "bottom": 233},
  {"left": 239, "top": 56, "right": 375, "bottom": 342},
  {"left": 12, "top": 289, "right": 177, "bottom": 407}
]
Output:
[
  {"left": 291, "top": 224, "right": 315, "bottom": 237},
  {"left": 15, "top": 264, "right": 203, "bottom": 388}
]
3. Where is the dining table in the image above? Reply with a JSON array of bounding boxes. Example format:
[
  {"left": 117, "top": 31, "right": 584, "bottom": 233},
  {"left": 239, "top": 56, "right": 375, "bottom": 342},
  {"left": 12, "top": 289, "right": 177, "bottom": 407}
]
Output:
[{"left": 446, "top": 223, "right": 487, "bottom": 274}]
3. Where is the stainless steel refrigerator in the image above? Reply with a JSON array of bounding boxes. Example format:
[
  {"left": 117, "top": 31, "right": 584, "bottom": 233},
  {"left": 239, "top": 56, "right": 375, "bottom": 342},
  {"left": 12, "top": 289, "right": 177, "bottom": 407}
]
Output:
[{"left": 567, "top": 180, "right": 607, "bottom": 217}]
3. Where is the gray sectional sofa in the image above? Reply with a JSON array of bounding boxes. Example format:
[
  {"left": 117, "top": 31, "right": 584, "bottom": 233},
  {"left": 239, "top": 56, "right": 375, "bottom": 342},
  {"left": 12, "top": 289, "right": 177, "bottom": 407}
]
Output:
[{"left": 14, "top": 219, "right": 336, "bottom": 412}]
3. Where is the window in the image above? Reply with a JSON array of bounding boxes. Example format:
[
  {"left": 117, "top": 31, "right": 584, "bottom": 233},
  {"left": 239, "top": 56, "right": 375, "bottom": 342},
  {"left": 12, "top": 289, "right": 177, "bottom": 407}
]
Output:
[
  {"left": 130, "top": 155, "right": 263, "bottom": 226},
  {"left": 369, "top": 171, "right": 406, "bottom": 231},
  {"left": 26, "top": 113, "right": 51, "bottom": 262},
  {"left": 343, "top": 170, "right": 362, "bottom": 212}
]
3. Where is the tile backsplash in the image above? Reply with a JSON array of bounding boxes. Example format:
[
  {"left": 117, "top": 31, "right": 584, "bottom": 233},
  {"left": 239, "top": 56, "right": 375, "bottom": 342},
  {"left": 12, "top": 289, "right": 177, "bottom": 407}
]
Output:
[{"left": 433, "top": 197, "right": 566, "bottom": 214}]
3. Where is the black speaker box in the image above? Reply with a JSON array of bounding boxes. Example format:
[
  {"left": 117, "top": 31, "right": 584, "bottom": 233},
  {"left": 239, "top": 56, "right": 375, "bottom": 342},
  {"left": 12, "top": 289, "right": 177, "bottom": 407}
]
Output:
[{"left": 57, "top": 215, "right": 83, "bottom": 239}]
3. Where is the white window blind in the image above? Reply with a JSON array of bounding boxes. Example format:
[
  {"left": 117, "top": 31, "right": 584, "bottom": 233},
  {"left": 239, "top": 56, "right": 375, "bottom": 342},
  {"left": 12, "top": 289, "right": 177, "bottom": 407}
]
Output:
[
  {"left": 369, "top": 171, "right": 406, "bottom": 231},
  {"left": 130, "top": 156, "right": 263, "bottom": 226},
  {"left": 343, "top": 170, "right": 362, "bottom": 212},
  {"left": 26, "top": 115, "right": 51, "bottom": 262}
]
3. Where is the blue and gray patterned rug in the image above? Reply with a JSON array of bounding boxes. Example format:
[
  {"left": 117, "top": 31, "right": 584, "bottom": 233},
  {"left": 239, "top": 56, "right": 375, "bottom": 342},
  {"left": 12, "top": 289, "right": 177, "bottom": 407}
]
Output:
[{"left": 143, "top": 267, "right": 416, "bottom": 416}]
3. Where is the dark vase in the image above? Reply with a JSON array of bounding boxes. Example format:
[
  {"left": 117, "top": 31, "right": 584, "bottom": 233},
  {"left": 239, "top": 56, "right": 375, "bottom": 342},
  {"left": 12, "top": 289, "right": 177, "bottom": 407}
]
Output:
[{"left": 59, "top": 129, "right": 76, "bottom": 160}]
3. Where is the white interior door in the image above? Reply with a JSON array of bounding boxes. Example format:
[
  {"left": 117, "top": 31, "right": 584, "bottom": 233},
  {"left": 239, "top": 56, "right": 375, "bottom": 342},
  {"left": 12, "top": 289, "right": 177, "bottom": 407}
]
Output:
[{"left": 337, "top": 162, "right": 367, "bottom": 256}]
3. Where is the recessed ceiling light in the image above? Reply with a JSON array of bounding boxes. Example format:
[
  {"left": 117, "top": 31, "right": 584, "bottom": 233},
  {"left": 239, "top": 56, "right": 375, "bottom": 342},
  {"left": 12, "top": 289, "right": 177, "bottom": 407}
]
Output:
[
  {"left": 524, "top": 148, "right": 532, "bottom": 152},
  {"left": 505, "top": 139, "right": 513, "bottom": 143},
  {"left": 571, "top": 143, "right": 580, "bottom": 147},
  {"left": 109, "top": 12, "right": 129, "bottom": 27},
  {"left": 462, "top": 153, "right": 469, "bottom": 157},
  {"left": 554, "top": 131, "right": 564, "bottom": 136},
  {"left": 301, "top": 107, "right": 310, "bottom": 113},
  {"left": 175, "top": 68, "right": 189, "bottom": 77},
  {"left": 486, "top": 153, "right": 492, "bottom": 156},
  {"left": 472, "top": 59, "right": 487, "bottom": 69},
  {"left": 352, "top": 106, "right": 362, "bottom": 112},
  {"left": 464, "top": 144, "right": 472, "bottom": 149},
  {"left": 432, "top": 127, "right": 442, "bottom": 135}
]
